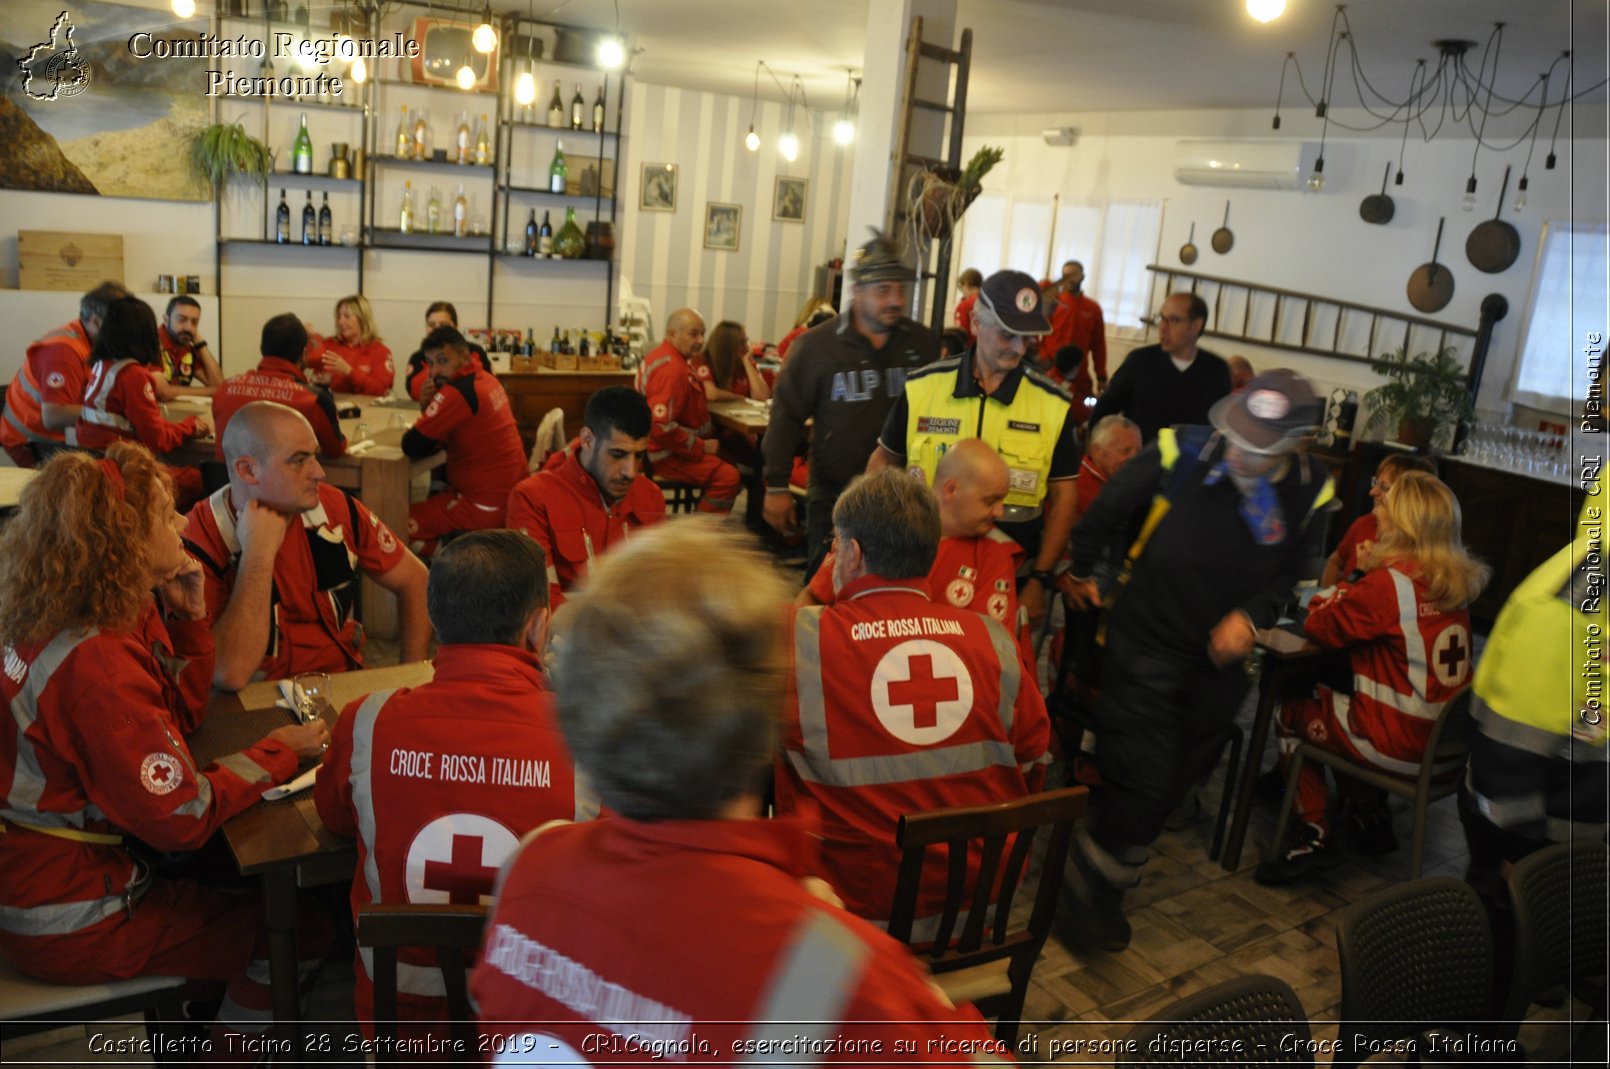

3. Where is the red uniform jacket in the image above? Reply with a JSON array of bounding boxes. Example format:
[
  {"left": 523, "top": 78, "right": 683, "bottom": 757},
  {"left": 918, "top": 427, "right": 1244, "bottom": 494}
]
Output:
[
  {"left": 954, "top": 293, "right": 979, "bottom": 340},
  {"left": 505, "top": 450, "right": 666, "bottom": 608},
  {"left": 311, "top": 335, "right": 394, "bottom": 396},
  {"left": 1073, "top": 453, "right": 1110, "bottom": 520},
  {"left": 1304, "top": 564, "right": 1475, "bottom": 777},
  {"left": 0, "top": 604, "right": 297, "bottom": 974},
  {"left": 472, "top": 815, "right": 1005, "bottom": 1064},
  {"left": 77, "top": 359, "right": 200, "bottom": 453},
  {"left": 406, "top": 367, "right": 527, "bottom": 510},
  {"left": 211, "top": 356, "right": 346, "bottom": 459},
  {"left": 1045, "top": 290, "right": 1107, "bottom": 402},
  {"left": 157, "top": 325, "right": 201, "bottom": 386},
  {"left": 778, "top": 576, "right": 1050, "bottom": 926},
  {"left": 1332, "top": 512, "right": 1378, "bottom": 579},
  {"left": 314, "top": 643, "right": 592, "bottom": 1036},
  {"left": 184, "top": 484, "right": 408, "bottom": 681},
  {"left": 2, "top": 320, "right": 91, "bottom": 456},
  {"left": 810, "top": 530, "right": 1024, "bottom": 630},
  {"left": 405, "top": 344, "right": 491, "bottom": 402},
  {"left": 777, "top": 324, "right": 808, "bottom": 360},
  {"left": 636, "top": 340, "right": 710, "bottom": 463}
]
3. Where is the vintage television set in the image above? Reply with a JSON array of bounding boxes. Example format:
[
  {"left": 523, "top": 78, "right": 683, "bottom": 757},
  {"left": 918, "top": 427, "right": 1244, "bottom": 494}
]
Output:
[{"left": 408, "top": 18, "right": 499, "bottom": 92}]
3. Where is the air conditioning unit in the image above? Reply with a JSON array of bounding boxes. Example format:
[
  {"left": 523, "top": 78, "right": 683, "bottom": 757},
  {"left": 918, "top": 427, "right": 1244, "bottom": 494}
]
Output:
[{"left": 1174, "top": 140, "right": 1318, "bottom": 190}]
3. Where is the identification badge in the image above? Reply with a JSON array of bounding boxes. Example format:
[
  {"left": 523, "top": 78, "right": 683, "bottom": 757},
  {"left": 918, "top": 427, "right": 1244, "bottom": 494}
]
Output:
[
  {"left": 1008, "top": 467, "right": 1039, "bottom": 493},
  {"left": 1007, "top": 420, "right": 1040, "bottom": 432},
  {"left": 916, "top": 416, "right": 962, "bottom": 435}
]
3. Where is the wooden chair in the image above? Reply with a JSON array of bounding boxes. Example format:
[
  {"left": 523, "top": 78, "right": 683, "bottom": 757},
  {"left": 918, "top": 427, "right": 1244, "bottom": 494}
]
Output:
[
  {"left": 887, "top": 786, "right": 1087, "bottom": 1046},
  {"left": 655, "top": 479, "right": 703, "bottom": 513},
  {"left": 1119, "top": 973, "right": 1312, "bottom": 1066},
  {"left": 1269, "top": 691, "right": 1473, "bottom": 878},
  {"left": 1503, "top": 839, "right": 1609, "bottom": 1025},
  {"left": 527, "top": 406, "right": 569, "bottom": 472},
  {"left": 0, "top": 959, "right": 185, "bottom": 1054},
  {"left": 356, "top": 903, "right": 489, "bottom": 1061}
]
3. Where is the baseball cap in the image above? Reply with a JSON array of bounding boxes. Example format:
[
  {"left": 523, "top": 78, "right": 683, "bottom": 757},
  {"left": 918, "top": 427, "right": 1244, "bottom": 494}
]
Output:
[
  {"left": 848, "top": 229, "right": 916, "bottom": 283},
  {"left": 1209, "top": 368, "right": 1320, "bottom": 454},
  {"left": 975, "top": 270, "right": 1051, "bottom": 335}
]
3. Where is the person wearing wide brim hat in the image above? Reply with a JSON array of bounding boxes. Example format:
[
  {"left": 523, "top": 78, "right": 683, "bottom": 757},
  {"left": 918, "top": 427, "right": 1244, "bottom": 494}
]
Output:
[
  {"left": 759, "top": 229, "right": 941, "bottom": 579},
  {"left": 1055, "top": 367, "right": 1335, "bottom": 955}
]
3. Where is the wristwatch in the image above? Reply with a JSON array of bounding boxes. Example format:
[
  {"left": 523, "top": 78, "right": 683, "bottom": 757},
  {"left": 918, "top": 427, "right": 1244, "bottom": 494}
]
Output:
[{"left": 1029, "top": 570, "right": 1056, "bottom": 589}]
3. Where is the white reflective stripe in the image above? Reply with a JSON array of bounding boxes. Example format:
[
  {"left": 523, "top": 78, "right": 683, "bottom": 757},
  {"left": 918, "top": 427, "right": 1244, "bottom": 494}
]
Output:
[
  {"left": 16, "top": 373, "right": 44, "bottom": 405},
  {"left": 1391, "top": 570, "right": 1430, "bottom": 703},
  {"left": 5, "top": 628, "right": 101, "bottom": 822},
  {"left": 206, "top": 486, "right": 242, "bottom": 557},
  {"left": 742, "top": 911, "right": 867, "bottom": 1061},
  {"left": 791, "top": 607, "right": 829, "bottom": 759},
  {"left": 217, "top": 993, "right": 274, "bottom": 1031},
  {"left": 1331, "top": 695, "right": 1459, "bottom": 777},
  {"left": 80, "top": 358, "right": 136, "bottom": 430},
  {"left": 982, "top": 615, "right": 1019, "bottom": 736},
  {"left": 348, "top": 689, "right": 400, "bottom": 904},
  {"left": 357, "top": 945, "right": 449, "bottom": 998},
  {"left": 1351, "top": 675, "right": 1446, "bottom": 721},
  {"left": 3, "top": 406, "right": 53, "bottom": 443},
  {"left": 0, "top": 893, "right": 125, "bottom": 936},
  {"left": 214, "top": 752, "right": 275, "bottom": 785},
  {"left": 545, "top": 564, "right": 560, "bottom": 586},
  {"left": 785, "top": 739, "right": 1020, "bottom": 788}
]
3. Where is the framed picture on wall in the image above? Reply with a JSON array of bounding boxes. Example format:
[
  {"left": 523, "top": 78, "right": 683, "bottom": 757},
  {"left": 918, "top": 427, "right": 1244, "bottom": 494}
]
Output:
[
  {"left": 640, "top": 163, "right": 677, "bottom": 212},
  {"left": 704, "top": 203, "right": 742, "bottom": 251},
  {"left": 773, "top": 176, "right": 807, "bottom": 222}
]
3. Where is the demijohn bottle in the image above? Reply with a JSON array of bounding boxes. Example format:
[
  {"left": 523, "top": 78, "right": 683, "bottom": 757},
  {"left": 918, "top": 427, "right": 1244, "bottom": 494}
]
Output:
[
  {"left": 548, "top": 141, "right": 567, "bottom": 194},
  {"left": 275, "top": 189, "right": 290, "bottom": 243},
  {"left": 524, "top": 209, "right": 538, "bottom": 256},
  {"left": 554, "top": 206, "right": 585, "bottom": 259},
  {"left": 301, "top": 190, "right": 316, "bottom": 245},
  {"left": 570, "top": 83, "right": 585, "bottom": 129},
  {"left": 537, "top": 210, "right": 553, "bottom": 257},
  {"left": 547, "top": 80, "right": 564, "bottom": 128},
  {"left": 292, "top": 113, "right": 313, "bottom": 174},
  {"left": 317, "top": 192, "right": 332, "bottom": 245}
]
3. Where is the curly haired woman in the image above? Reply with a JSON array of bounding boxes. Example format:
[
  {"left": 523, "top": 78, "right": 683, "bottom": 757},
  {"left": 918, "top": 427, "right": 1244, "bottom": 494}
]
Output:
[{"left": 0, "top": 443, "right": 329, "bottom": 1038}]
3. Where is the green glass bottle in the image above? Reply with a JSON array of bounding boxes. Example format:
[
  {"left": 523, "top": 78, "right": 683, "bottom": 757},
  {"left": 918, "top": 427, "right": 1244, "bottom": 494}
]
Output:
[
  {"left": 548, "top": 140, "right": 567, "bottom": 194},
  {"left": 554, "top": 207, "right": 585, "bottom": 259},
  {"left": 292, "top": 112, "right": 313, "bottom": 174}
]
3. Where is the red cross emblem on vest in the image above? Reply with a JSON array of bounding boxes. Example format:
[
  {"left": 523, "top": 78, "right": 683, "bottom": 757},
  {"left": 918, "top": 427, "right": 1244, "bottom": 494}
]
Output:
[{"left": 870, "top": 639, "right": 975, "bottom": 745}]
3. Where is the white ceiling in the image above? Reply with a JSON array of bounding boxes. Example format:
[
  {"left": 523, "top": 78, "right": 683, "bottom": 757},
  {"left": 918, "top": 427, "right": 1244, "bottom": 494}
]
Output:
[{"left": 491, "top": 0, "right": 1603, "bottom": 119}]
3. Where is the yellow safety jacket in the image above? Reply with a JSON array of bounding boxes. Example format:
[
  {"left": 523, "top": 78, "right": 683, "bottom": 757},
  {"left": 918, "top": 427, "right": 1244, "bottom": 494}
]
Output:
[{"left": 899, "top": 357, "right": 1070, "bottom": 514}]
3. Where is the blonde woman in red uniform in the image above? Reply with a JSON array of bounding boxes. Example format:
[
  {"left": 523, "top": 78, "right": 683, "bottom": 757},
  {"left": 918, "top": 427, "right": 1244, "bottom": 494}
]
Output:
[{"left": 311, "top": 293, "right": 394, "bottom": 395}]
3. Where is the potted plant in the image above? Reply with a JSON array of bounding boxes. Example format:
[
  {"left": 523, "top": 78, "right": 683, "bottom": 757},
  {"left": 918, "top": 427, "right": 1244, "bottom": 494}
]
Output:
[
  {"left": 191, "top": 121, "right": 272, "bottom": 189},
  {"left": 912, "top": 145, "right": 1004, "bottom": 242},
  {"left": 1362, "top": 344, "right": 1471, "bottom": 450}
]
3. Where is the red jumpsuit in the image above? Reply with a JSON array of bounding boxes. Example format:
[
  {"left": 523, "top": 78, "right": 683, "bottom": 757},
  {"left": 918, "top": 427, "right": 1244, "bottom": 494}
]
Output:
[
  {"left": 1277, "top": 564, "right": 1475, "bottom": 831},
  {"left": 505, "top": 449, "right": 666, "bottom": 608},
  {"left": 954, "top": 292, "right": 979, "bottom": 341},
  {"left": 1331, "top": 512, "right": 1378, "bottom": 579},
  {"left": 0, "top": 602, "right": 298, "bottom": 1025},
  {"left": 636, "top": 340, "right": 739, "bottom": 512},
  {"left": 76, "top": 358, "right": 205, "bottom": 507},
  {"left": 309, "top": 335, "right": 394, "bottom": 396},
  {"left": 471, "top": 815, "right": 1006, "bottom": 1064},
  {"left": 1044, "top": 290, "right": 1106, "bottom": 421},
  {"left": 1, "top": 320, "right": 89, "bottom": 466},
  {"left": 777, "top": 575, "right": 1050, "bottom": 927},
  {"left": 211, "top": 356, "right": 347, "bottom": 458},
  {"left": 404, "top": 366, "right": 528, "bottom": 556},
  {"left": 314, "top": 644, "right": 591, "bottom": 1044},
  {"left": 183, "top": 483, "right": 408, "bottom": 681}
]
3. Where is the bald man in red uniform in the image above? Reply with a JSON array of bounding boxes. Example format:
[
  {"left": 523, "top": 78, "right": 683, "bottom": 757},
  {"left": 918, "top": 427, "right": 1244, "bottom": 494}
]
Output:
[{"left": 635, "top": 308, "right": 740, "bottom": 512}]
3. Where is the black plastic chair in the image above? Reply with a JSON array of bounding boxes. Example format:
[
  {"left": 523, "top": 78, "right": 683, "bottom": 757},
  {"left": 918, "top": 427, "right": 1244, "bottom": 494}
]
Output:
[
  {"left": 1119, "top": 974, "right": 1312, "bottom": 1066},
  {"left": 1334, "top": 876, "right": 1495, "bottom": 1069},
  {"left": 1503, "top": 839, "right": 1609, "bottom": 1023}
]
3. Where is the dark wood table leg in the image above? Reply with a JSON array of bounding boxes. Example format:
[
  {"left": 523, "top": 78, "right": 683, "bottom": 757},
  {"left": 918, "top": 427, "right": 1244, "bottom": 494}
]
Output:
[
  {"left": 261, "top": 866, "right": 303, "bottom": 1051},
  {"left": 1220, "top": 667, "right": 1283, "bottom": 871}
]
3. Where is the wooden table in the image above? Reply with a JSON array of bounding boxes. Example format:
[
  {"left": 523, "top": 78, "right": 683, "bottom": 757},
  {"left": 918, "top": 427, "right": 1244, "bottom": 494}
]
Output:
[
  {"left": 1218, "top": 626, "right": 1346, "bottom": 872},
  {"left": 187, "top": 662, "right": 434, "bottom": 1040},
  {"left": 166, "top": 395, "right": 442, "bottom": 640},
  {"left": 0, "top": 465, "right": 37, "bottom": 511},
  {"left": 709, "top": 398, "right": 772, "bottom": 435}
]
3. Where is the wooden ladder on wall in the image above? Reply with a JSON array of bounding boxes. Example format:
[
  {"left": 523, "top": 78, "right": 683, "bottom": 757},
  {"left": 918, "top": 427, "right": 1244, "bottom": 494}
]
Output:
[{"left": 886, "top": 16, "right": 973, "bottom": 332}]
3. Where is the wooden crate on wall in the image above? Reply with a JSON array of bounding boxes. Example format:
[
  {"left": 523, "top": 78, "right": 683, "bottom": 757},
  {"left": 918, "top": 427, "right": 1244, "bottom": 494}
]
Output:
[{"left": 19, "top": 231, "right": 124, "bottom": 292}]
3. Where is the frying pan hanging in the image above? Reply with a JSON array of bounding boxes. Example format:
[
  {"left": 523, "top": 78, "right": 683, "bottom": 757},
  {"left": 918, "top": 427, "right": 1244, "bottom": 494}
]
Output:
[
  {"left": 1359, "top": 162, "right": 1396, "bottom": 224},
  {"left": 1466, "top": 166, "right": 1521, "bottom": 273},
  {"left": 1180, "top": 222, "right": 1198, "bottom": 265},
  {"left": 1211, "top": 201, "right": 1234, "bottom": 254},
  {"left": 1407, "top": 217, "right": 1454, "bottom": 314}
]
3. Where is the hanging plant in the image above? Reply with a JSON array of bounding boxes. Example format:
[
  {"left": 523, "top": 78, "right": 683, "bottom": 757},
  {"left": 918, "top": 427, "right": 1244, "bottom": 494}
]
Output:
[
  {"left": 911, "top": 145, "right": 1004, "bottom": 242},
  {"left": 191, "top": 121, "right": 272, "bottom": 188}
]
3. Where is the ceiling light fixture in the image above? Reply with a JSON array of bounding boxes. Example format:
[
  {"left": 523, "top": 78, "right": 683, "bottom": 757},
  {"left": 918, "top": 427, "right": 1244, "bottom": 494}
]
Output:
[
  {"left": 472, "top": 4, "right": 498, "bottom": 54},
  {"left": 597, "top": 37, "right": 626, "bottom": 70},
  {"left": 171, "top": 0, "right": 196, "bottom": 17},
  {"left": 744, "top": 61, "right": 762, "bottom": 152},
  {"left": 833, "top": 70, "right": 859, "bottom": 146},
  {"left": 1246, "top": 0, "right": 1285, "bottom": 24},
  {"left": 514, "top": 0, "right": 536, "bottom": 107},
  {"left": 350, "top": 56, "right": 368, "bottom": 84},
  {"left": 779, "top": 77, "right": 802, "bottom": 163}
]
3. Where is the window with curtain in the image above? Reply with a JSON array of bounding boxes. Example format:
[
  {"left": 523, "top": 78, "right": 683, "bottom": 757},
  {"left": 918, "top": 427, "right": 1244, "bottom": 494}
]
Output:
[
  {"left": 1513, "top": 221, "right": 1609, "bottom": 412},
  {"left": 1094, "top": 201, "right": 1164, "bottom": 339}
]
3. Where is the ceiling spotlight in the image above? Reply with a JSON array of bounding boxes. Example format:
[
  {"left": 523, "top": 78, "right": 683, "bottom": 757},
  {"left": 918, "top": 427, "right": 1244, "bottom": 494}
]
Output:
[
  {"left": 597, "top": 36, "right": 626, "bottom": 71},
  {"left": 1247, "top": 0, "right": 1286, "bottom": 24},
  {"left": 778, "top": 131, "right": 799, "bottom": 163},
  {"left": 171, "top": 0, "right": 196, "bottom": 17},
  {"left": 745, "top": 125, "right": 760, "bottom": 152},
  {"left": 472, "top": 5, "right": 498, "bottom": 54}
]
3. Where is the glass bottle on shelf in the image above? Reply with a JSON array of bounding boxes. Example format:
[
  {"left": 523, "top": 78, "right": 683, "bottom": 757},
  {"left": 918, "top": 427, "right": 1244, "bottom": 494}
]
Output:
[
  {"left": 538, "top": 210, "right": 553, "bottom": 257},
  {"left": 570, "top": 83, "right": 585, "bottom": 129},
  {"left": 455, "top": 111, "right": 471, "bottom": 164},
  {"left": 547, "top": 80, "right": 564, "bottom": 128},
  {"left": 524, "top": 329, "right": 536, "bottom": 356},
  {"left": 426, "top": 187, "right": 441, "bottom": 234},
  {"left": 554, "top": 206, "right": 585, "bottom": 259},
  {"left": 524, "top": 210, "right": 538, "bottom": 256},
  {"left": 292, "top": 112, "right": 313, "bottom": 174},
  {"left": 318, "top": 192, "right": 332, "bottom": 245},
  {"left": 275, "top": 188, "right": 290, "bottom": 244},
  {"left": 399, "top": 180, "right": 415, "bottom": 233},
  {"left": 592, "top": 86, "right": 605, "bottom": 133},
  {"left": 549, "top": 140, "right": 567, "bottom": 194},
  {"left": 452, "top": 184, "right": 468, "bottom": 237},
  {"left": 301, "top": 190, "right": 316, "bottom": 244},
  {"left": 474, "top": 114, "right": 492, "bottom": 166},
  {"left": 413, "top": 109, "right": 431, "bottom": 160},
  {"left": 550, "top": 326, "right": 562, "bottom": 351},
  {"left": 579, "top": 331, "right": 591, "bottom": 357},
  {"left": 395, "top": 105, "right": 411, "bottom": 158}
]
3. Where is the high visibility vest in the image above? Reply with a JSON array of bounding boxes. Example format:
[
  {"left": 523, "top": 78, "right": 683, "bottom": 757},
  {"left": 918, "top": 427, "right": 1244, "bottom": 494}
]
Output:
[{"left": 900, "top": 359, "right": 1069, "bottom": 512}]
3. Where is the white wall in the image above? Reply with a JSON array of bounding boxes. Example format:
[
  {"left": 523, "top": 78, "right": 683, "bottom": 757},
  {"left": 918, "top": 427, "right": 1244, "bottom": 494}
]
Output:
[{"left": 961, "top": 107, "right": 1607, "bottom": 417}]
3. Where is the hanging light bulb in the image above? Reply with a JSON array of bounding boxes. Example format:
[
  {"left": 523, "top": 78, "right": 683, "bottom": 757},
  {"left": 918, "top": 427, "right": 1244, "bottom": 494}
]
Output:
[
  {"left": 515, "top": 69, "right": 536, "bottom": 106},
  {"left": 778, "top": 131, "right": 800, "bottom": 163},
  {"left": 832, "top": 70, "right": 857, "bottom": 147},
  {"left": 1462, "top": 175, "right": 1478, "bottom": 211},
  {"left": 350, "top": 56, "right": 368, "bottom": 84},
  {"left": 1306, "top": 156, "right": 1325, "bottom": 192},
  {"left": 597, "top": 37, "right": 626, "bottom": 71},
  {"left": 745, "top": 125, "right": 760, "bottom": 152},
  {"left": 743, "top": 61, "right": 763, "bottom": 154},
  {"left": 1246, "top": 0, "right": 1286, "bottom": 23},
  {"left": 832, "top": 117, "right": 855, "bottom": 145},
  {"left": 1512, "top": 175, "right": 1529, "bottom": 212},
  {"left": 473, "top": 5, "right": 498, "bottom": 54},
  {"left": 171, "top": 0, "right": 196, "bottom": 17},
  {"left": 457, "top": 61, "right": 478, "bottom": 90}
]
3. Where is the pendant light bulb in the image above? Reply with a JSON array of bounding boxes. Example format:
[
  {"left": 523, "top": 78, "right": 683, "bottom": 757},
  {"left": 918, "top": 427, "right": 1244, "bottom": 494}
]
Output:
[
  {"left": 832, "top": 118, "right": 855, "bottom": 146},
  {"left": 350, "top": 56, "right": 368, "bottom": 84},
  {"left": 473, "top": 5, "right": 498, "bottom": 54},
  {"left": 171, "top": 0, "right": 196, "bottom": 18},
  {"left": 514, "top": 70, "right": 536, "bottom": 106},
  {"left": 597, "top": 37, "right": 626, "bottom": 71},
  {"left": 1512, "top": 175, "right": 1529, "bottom": 213},
  {"left": 745, "top": 125, "right": 760, "bottom": 152},
  {"left": 456, "top": 62, "right": 477, "bottom": 91},
  {"left": 1246, "top": 0, "right": 1286, "bottom": 24},
  {"left": 1306, "top": 157, "right": 1325, "bottom": 192},
  {"left": 1461, "top": 175, "right": 1478, "bottom": 212},
  {"left": 778, "top": 131, "right": 800, "bottom": 163}
]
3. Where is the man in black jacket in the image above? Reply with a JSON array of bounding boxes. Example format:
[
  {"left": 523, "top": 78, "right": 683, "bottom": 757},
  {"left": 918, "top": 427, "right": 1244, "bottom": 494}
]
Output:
[{"left": 1089, "top": 293, "right": 1232, "bottom": 442}]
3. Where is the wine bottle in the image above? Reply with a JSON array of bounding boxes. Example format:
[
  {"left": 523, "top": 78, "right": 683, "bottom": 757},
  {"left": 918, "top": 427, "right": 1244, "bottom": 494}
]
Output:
[
  {"left": 547, "top": 80, "right": 564, "bottom": 128},
  {"left": 549, "top": 140, "right": 567, "bottom": 194},
  {"left": 275, "top": 188, "right": 290, "bottom": 244},
  {"left": 301, "top": 190, "right": 316, "bottom": 245},
  {"left": 524, "top": 329, "right": 536, "bottom": 356},
  {"left": 554, "top": 206, "right": 585, "bottom": 259},
  {"left": 413, "top": 109, "right": 430, "bottom": 160},
  {"left": 399, "top": 180, "right": 415, "bottom": 233},
  {"left": 570, "top": 83, "right": 585, "bottom": 130},
  {"left": 452, "top": 184, "right": 468, "bottom": 238},
  {"left": 318, "top": 192, "right": 332, "bottom": 245},
  {"left": 292, "top": 112, "right": 313, "bottom": 174},
  {"left": 538, "top": 210, "right": 553, "bottom": 257},
  {"left": 395, "top": 105, "right": 411, "bottom": 158},
  {"left": 474, "top": 114, "right": 492, "bottom": 166},
  {"left": 455, "top": 111, "right": 471, "bottom": 165},
  {"left": 592, "top": 86, "right": 605, "bottom": 133},
  {"left": 426, "top": 187, "right": 441, "bottom": 234},
  {"left": 524, "top": 209, "right": 538, "bottom": 256},
  {"left": 550, "top": 326, "right": 562, "bottom": 352},
  {"left": 579, "top": 331, "right": 591, "bottom": 358}
]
